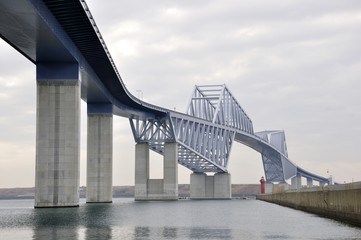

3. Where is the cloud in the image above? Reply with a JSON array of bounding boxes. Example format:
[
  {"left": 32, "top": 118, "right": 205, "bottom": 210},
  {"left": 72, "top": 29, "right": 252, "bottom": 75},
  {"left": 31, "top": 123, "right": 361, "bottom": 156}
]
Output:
[
  {"left": 0, "top": 0, "right": 360, "bottom": 187},
  {"left": 91, "top": 0, "right": 361, "bottom": 183}
]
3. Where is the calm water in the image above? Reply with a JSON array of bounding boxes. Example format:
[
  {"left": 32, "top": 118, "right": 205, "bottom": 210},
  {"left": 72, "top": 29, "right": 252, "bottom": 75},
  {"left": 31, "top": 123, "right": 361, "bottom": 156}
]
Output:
[{"left": 0, "top": 198, "right": 360, "bottom": 240}]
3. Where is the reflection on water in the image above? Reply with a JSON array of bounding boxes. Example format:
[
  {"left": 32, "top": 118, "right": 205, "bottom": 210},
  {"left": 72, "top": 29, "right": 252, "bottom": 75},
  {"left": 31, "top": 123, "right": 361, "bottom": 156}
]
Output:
[
  {"left": 132, "top": 226, "right": 232, "bottom": 239},
  {"left": 134, "top": 226, "right": 149, "bottom": 239},
  {"left": 33, "top": 228, "right": 78, "bottom": 240},
  {"left": 86, "top": 227, "right": 112, "bottom": 240},
  {"left": 32, "top": 203, "right": 114, "bottom": 240},
  {"left": 32, "top": 207, "right": 80, "bottom": 240},
  {"left": 4, "top": 201, "right": 237, "bottom": 239},
  {"left": 84, "top": 204, "right": 112, "bottom": 240},
  {"left": 0, "top": 198, "right": 360, "bottom": 240},
  {"left": 163, "top": 227, "right": 177, "bottom": 238},
  {"left": 33, "top": 207, "right": 80, "bottom": 227},
  {"left": 190, "top": 228, "right": 232, "bottom": 239}
]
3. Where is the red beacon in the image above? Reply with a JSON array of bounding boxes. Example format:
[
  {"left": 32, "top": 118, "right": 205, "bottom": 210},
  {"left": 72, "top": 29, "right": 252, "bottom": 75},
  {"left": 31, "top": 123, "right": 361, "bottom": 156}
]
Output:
[{"left": 260, "top": 176, "right": 266, "bottom": 194}]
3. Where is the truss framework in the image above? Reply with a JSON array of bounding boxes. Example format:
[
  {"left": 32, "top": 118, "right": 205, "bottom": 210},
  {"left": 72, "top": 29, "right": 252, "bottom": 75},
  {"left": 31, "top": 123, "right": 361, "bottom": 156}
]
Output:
[
  {"left": 262, "top": 150, "right": 285, "bottom": 182},
  {"left": 129, "top": 84, "right": 328, "bottom": 183},
  {"left": 187, "top": 85, "right": 253, "bottom": 134},
  {"left": 130, "top": 113, "right": 235, "bottom": 172}
]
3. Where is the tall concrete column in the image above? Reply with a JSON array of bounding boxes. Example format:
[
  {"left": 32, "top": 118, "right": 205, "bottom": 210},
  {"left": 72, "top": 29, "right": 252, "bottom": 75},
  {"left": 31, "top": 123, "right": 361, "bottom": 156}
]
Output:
[
  {"left": 86, "top": 104, "right": 113, "bottom": 203},
  {"left": 190, "top": 172, "right": 231, "bottom": 199},
  {"left": 35, "top": 63, "right": 80, "bottom": 207},
  {"left": 134, "top": 143, "right": 149, "bottom": 199},
  {"left": 163, "top": 142, "right": 178, "bottom": 198},
  {"left": 135, "top": 142, "right": 178, "bottom": 200},
  {"left": 190, "top": 173, "right": 207, "bottom": 199},
  {"left": 214, "top": 173, "right": 231, "bottom": 199},
  {"left": 307, "top": 178, "right": 313, "bottom": 188},
  {"left": 291, "top": 173, "right": 302, "bottom": 190}
]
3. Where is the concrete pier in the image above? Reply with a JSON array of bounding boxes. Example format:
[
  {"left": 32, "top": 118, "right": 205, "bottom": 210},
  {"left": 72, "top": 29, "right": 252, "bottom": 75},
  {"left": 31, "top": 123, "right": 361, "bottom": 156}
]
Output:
[
  {"left": 86, "top": 104, "right": 113, "bottom": 203},
  {"left": 257, "top": 182, "right": 361, "bottom": 227},
  {"left": 307, "top": 178, "right": 313, "bottom": 188},
  {"left": 35, "top": 63, "right": 80, "bottom": 207},
  {"left": 291, "top": 173, "right": 302, "bottom": 190},
  {"left": 135, "top": 143, "right": 178, "bottom": 200},
  {"left": 190, "top": 172, "right": 231, "bottom": 199}
]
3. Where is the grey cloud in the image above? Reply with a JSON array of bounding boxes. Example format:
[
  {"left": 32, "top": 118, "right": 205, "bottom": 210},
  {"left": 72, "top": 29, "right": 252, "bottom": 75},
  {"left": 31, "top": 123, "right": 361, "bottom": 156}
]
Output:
[
  {"left": 86, "top": 0, "right": 361, "bottom": 183},
  {"left": 1, "top": 0, "right": 360, "bottom": 186}
]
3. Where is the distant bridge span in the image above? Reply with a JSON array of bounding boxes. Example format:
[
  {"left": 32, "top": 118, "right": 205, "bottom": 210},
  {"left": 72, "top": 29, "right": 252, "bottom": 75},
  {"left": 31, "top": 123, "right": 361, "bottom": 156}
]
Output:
[
  {"left": 0, "top": 0, "right": 328, "bottom": 206},
  {"left": 131, "top": 84, "right": 328, "bottom": 184}
]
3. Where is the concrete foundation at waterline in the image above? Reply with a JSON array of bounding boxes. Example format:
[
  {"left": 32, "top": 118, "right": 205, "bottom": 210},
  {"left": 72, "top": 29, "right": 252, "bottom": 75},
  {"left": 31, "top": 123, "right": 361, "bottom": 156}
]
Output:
[
  {"left": 134, "top": 143, "right": 178, "bottom": 200},
  {"left": 35, "top": 65, "right": 80, "bottom": 207},
  {"left": 190, "top": 172, "right": 231, "bottom": 199},
  {"left": 257, "top": 182, "right": 361, "bottom": 227},
  {"left": 86, "top": 113, "right": 113, "bottom": 203}
]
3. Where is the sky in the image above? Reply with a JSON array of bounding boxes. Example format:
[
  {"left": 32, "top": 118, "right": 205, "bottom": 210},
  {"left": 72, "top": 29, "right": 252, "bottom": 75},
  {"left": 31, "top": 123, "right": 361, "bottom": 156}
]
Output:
[{"left": 0, "top": 0, "right": 360, "bottom": 187}]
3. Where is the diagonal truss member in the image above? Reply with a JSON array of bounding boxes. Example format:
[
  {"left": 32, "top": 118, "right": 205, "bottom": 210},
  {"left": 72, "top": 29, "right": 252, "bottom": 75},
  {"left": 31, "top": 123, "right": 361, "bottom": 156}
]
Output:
[{"left": 129, "top": 84, "right": 328, "bottom": 184}]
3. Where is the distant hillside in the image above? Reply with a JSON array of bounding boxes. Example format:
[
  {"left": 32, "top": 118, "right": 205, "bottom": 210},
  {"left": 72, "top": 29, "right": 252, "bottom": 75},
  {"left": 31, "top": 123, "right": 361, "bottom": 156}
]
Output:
[
  {"left": 0, "top": 184, "right": 260, "bottom": 199},
  {"left": 0, "top": 187, "right": 35, "bottom": 199}
]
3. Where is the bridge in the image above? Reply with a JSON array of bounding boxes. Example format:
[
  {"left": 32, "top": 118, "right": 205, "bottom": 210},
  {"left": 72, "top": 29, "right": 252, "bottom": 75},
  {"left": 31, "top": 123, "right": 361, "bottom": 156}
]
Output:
[{"left": 0, "top": 0, "right": 329, "bottom": 206}]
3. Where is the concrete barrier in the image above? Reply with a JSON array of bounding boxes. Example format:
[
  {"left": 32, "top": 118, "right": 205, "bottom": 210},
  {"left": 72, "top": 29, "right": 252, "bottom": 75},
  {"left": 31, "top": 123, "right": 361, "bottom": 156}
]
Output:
[{"left": 257, "top": 182, "right": 361, "bottom": 227}]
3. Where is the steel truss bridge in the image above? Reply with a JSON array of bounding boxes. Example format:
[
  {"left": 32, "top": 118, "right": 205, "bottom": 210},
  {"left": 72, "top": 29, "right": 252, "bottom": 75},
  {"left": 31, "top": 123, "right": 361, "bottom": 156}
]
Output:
[
  {"left": 131, "top": 84, "right": 328, "bottom": 184},
  {"left": 0, "top": 0, "right": 329, "bottom": 184}
]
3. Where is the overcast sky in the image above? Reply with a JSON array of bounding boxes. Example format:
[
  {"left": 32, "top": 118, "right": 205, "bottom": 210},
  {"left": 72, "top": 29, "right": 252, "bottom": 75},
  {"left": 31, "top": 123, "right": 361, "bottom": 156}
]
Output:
[{"left": 0, "top": 0, "right": 360, "bottom": 187}]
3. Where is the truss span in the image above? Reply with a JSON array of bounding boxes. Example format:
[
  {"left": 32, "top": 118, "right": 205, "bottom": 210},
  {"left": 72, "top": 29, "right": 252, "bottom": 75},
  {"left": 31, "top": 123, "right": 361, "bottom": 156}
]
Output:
[
  {"left": 130, "top": 84, "right": 329, "bottom": 184},
  {"left": 187, "top": 85, "right": 253, "bottom": 134},
  {"left": 0, "top": 0, "right": 328, "bottom": 184}
]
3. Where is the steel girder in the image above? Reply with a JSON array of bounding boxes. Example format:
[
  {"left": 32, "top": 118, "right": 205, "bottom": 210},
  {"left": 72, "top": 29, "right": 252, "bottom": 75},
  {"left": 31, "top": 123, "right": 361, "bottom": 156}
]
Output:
[
  {"left": 129, "top": 84, "right": 327, "bottom": 184},
  {"left": 129, "top": 85, "right": 297, "bottom": 179},
  {"left": 297, "top": 167, "right": 329, "bottom": 184},
  {"left": 255, "top": 131, "right": 288, "bottom": 156},
  {"left": 130, "top": 116, "right": 175, "bottom": 152},
  {"left": 187, "top": 85, "right": 254, "bottom": 134},
  {"left": 0, "top": 0, "right": 329, "bottom": 186},
  {"left": 260, "top": 149, "right": 297, "bottom": 182},
  {"left": 170, "top": 113, "right": 235, "bottom": 172},
  {"left": 129, "top": 113, "right": 235, "bottom": 173},
  {"left": 255, "top": 131, "right": 297, "bottom": 182},
  {"left": 130, "top": 84, "right": 250, "bottom": 173},
  {"left": 261, "top": 150, "right": 285, "bottom": 182}
]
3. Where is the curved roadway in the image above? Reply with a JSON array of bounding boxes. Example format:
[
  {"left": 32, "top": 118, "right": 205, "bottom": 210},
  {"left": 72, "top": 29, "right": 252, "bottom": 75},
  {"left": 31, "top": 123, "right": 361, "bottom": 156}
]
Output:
[{"left": 0, "top": 0, "right": 328, "bottom": 184}]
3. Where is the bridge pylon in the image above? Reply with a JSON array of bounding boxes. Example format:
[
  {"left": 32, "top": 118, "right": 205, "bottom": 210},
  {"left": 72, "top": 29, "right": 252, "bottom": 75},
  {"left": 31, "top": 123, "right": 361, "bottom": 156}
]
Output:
[
  {"left": 0, "top": 0, "right": 333, "bottom": 207},
  {"left": 134, "top": 142, "right": 178, "bottom": 200},
  {"left": 190, "top": 173, "right": 231, "bottom": 199},
  {"left": 35, "top": 63, "right": 80, "bottom": 208},
  {"left": 86, "top": 104, "right": 113, "bottom": 203}
]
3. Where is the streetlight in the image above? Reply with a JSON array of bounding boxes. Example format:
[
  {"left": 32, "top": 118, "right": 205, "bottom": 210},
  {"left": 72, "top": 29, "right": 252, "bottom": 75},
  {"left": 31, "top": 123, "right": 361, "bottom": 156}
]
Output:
[{"left": 136, "top": 90, "right": 143, "bottom": 100}]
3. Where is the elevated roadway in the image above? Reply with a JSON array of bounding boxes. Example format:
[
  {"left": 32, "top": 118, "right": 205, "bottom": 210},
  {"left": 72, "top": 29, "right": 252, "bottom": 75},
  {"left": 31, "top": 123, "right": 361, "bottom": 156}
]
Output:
[{"left": 0, "top": 0, "right": 329, "bottom": 205}]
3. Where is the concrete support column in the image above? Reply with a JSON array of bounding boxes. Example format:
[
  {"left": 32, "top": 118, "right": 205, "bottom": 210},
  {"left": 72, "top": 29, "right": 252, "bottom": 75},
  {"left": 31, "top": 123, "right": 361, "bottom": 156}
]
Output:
[
  {"left": 135, "top": 142, "right": 178, "bottom": 200},
  {"left": 214, "top": 173, "right": 231, "bottom": 199},
  {"left": 35, "top": 63, "right": 80, "bottom": 207},
  {"left": 291, "top": 173, "right": 302, "bottom": 190},
  {"left": 163, "top": 142, "right": 178, "bottom": 199},
  {"left": 190, "top": 172, "right": 231, "bottom": 199},
  {"left": 190, "top": 173, "right": 207, "bottom": 199},
  {"left": 135, "top": 143, "right": 149, "bottom": 199},
  {"left": 307, "top": 178, "right": 313, "bottom": 188},
  {"left": 86, "top": 104, "right": 113, "bottom": 203}
]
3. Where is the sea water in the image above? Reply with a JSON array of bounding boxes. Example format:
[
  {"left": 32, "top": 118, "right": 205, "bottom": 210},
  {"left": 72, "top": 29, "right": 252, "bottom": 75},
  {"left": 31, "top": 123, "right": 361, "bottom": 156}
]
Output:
[{"left": 0, "top": 198, "right": 360, "bottom": 239}]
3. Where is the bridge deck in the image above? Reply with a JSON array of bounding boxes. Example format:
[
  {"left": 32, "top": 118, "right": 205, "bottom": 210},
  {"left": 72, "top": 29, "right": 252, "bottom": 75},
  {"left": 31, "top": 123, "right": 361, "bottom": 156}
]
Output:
[{"left": 0, "top": 0, "right": 329, "bottom": 184}]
